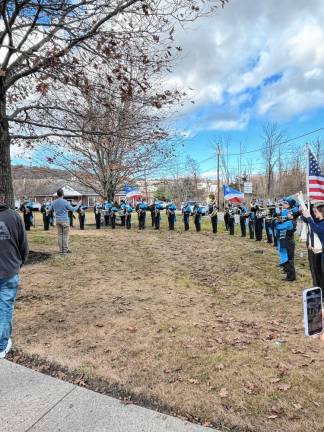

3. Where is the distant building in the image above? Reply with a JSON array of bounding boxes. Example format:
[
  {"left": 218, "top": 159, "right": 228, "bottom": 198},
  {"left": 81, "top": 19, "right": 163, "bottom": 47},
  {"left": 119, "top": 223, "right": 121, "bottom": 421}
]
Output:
[{"left": 14, "top": 179, "right": 99, "bottom": 207}]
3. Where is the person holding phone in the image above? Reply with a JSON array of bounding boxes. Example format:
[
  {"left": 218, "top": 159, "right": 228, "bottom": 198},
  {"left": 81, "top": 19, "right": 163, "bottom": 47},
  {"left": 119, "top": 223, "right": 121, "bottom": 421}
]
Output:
[{"left": 301, "top": 201, "right": 324, "bottom": 298}]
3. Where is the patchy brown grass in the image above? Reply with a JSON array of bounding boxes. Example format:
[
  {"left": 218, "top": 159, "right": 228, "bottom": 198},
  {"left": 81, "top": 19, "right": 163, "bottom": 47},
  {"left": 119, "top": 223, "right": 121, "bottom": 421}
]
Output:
[{"left": 12, "top": 212, "right": 324, "bottom": 432}]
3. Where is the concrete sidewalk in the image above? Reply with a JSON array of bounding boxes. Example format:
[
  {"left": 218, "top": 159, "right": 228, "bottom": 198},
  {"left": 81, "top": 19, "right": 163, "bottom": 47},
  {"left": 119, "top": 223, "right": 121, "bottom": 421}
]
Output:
[{"left": 0, "top": 360, "right": 216, "bottom": 432}]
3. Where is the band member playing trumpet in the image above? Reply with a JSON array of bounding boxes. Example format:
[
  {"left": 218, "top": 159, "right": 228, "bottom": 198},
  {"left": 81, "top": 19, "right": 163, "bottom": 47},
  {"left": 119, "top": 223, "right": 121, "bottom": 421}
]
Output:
[
  {"left": 208, "top": 194, "right": 218, "bottom": 234},
  {"left": 252, "top": 200, "right": 264, "bottom": 241}
]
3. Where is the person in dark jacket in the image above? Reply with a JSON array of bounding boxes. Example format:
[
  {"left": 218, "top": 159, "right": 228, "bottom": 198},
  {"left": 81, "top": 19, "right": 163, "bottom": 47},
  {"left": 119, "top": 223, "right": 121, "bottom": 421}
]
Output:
[
  {"left": 77, "top": 206, "right": 87, "bottom": 230},
  {"left": 238, "top": 203, "right": 247, "bottom": 237},
  {"left": 0, "top": 201, "right": 29, "bottom": 358},
  {"left": 149, "top": 200, "right": 156, "bottom": 227},
  {"left": 154, "top": 202, "right": 164, "bottom": 230},
  {"left": 193, "top": 203, "right": 203, "bottom": 232},
  {"left": 94, "top": 200, "right": 103, "bottom": 229},
  {"left": 208, "top": 195, "right": 218, "bottom": 234},
  {"left": 224, "top": 206, "right": 230, "bottom": 231},
  {"left": 182, "top": 202, "right": 191, "bottom": 231},
  {"left": 40, "top": 201, "right": 51, "bottom": 231},
  {"left": 301, "top": 202, "right": 324, "bottom": 298},
  {"left": 20, "top": 199, "right": 33, "bottom": 231}
]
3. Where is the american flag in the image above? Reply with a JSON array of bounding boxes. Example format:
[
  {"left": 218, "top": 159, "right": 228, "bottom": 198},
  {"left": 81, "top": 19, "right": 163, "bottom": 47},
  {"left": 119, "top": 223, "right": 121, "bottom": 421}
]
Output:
[{"left": 308, "top": 149, "right": 324, "bottom": 200}]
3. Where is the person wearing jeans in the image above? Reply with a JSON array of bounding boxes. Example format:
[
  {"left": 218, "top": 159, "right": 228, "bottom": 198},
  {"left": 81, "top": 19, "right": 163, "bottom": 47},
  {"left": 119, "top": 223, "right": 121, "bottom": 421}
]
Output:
[
  {"left": 49, "top": 189, "right": 81, "bottom": 254},
  {"left": 0, "top": 200, "right": 29, "bottom": 358}
]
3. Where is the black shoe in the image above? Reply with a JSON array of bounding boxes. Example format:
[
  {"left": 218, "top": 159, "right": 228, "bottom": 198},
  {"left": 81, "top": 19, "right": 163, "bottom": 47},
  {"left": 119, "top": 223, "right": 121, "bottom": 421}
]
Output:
[{"left": 282, "top": 277, "right": 296, "bottom": 282}]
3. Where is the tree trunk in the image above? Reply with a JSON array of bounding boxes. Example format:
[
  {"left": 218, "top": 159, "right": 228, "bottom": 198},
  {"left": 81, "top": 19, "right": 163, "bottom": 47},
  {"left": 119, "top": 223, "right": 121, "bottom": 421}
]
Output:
[{"left": 0, "top": 78, "right": 14, "bottom": 208}]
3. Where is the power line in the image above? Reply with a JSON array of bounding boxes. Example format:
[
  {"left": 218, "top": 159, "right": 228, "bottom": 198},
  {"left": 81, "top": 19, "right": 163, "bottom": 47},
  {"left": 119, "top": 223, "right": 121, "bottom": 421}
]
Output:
[{"left": 224, "top": 126, "right": 324, "bottom": 157}]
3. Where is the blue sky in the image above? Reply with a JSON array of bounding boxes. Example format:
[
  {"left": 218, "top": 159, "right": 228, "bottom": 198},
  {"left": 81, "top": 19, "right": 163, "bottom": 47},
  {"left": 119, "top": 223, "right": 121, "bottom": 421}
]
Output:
[{"left": 165, "top": 0, "right": 324, "bottom": 178}]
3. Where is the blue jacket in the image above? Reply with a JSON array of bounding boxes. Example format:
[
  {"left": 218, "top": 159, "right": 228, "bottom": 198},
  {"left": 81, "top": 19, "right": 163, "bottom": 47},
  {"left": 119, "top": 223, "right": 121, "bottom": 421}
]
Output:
[
  {"left": 50, "top": 198, "right": 81, "bottom": 223},
  {"left": 168, "top": 203, "right": 176, "bottom": 211}
]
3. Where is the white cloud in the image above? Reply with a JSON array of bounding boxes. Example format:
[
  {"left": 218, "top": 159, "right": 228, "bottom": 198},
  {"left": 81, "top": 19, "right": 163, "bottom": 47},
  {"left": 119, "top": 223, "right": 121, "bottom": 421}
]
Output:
[{"left": 169, "top": 0, "right": 324, "bottom": 129}]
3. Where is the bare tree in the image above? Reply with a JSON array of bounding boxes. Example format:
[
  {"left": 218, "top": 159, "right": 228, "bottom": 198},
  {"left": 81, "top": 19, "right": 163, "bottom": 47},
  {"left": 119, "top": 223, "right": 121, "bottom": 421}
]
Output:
[
  {"left": 261, "top": 122, "right": 284, "bottom": 198},
  {"left": 0, "top": 0, "right": 228, "bottom": 207}
]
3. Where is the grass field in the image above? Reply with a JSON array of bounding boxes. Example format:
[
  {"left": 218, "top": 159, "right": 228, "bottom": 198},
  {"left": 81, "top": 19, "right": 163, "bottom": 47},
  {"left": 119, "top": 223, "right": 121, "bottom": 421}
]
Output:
[{"left": 9, "top": 211, "right": 324, "bottom": 432}]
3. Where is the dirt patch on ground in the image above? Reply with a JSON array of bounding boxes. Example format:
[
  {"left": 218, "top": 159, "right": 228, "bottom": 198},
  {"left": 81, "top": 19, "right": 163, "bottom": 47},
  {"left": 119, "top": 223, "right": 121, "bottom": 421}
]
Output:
[
  {"left": 25, "top": 250, "right": 52, "bottom": 265},
  {"left": 12, "top": 213, "right": 324, "bottom": 432}
]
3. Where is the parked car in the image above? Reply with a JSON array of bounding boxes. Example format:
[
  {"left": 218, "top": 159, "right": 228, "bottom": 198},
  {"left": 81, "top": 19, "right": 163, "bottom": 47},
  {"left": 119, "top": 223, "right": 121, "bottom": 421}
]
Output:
[{"left": 30, "top": 201, "right": 42, "bottom": 211}]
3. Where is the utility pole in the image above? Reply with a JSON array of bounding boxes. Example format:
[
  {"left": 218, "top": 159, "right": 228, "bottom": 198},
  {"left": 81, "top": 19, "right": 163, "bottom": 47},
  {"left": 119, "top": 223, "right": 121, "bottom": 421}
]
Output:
[
  {"left": 144, "top": 168, "right": 148, "bottom": 201},
  {"left": 216, "top": 145, "right": 221, "bottom": 208}
]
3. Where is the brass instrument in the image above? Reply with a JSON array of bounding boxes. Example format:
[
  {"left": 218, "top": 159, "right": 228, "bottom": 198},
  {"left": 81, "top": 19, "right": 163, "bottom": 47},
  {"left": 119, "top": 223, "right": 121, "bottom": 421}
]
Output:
[
  {"left": 209, "top": 202, "right": 218, "bottom": 218},
  {"left": 256, "top": 207, "right": 268, "bottom": 219}
]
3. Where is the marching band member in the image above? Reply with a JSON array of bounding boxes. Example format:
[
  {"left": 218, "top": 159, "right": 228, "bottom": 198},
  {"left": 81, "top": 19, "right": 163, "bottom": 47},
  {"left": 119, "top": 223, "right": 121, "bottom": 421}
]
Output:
[
  {"left": 103, "top": 200, "right": 112, "bottom": 226},
  {"left": 94, "top": 199, "right": 103, "bottom": 229},
  {"left": 40, "top": 200, "right": 51, "bottom": 231},
  {"left": 125, "top": 202, "right": 133, "bottom": 229},
  {"left": 68, "top": 209, "right": 75, "bottom": 228},
  {"left": 193, "top": 203, "right": 203, "bottom": 232},
  {"left": 154, "top": 201, "right": 165, "bottom": 230},
  {"left": 275, "top": 197, "right": 298, "bottom": 282},
  {"left": 248, "top": 201, "right": 255, "bottom": 239},
  {"left": 228, "top": 204, "right": 235, "bottom": 236},
  {"left": 136, "top": 198, "right": 148, "bottom": 230},
  {"left": 224, "top": 206, "right": 230, "bottom": 231},
  {"left": 183, "top": 202, "right": 191, "bottom": 231},
  {"left": 77, "top": 205, "right": 87, "bottom": 230},
  {"left": 239, "top": 202, "right": 248, "bottom": 237},
  {"left": 110, "top": 202, "right": 119, "bottom": 229},
  {"left": 208, "top": 194, "right": 218, "bottom": 234},
  {"left": 167, "top": 200, "right": 176, "bottom": 231},
  {"left": 252, "top": 200, "right": 264, "bottom": 241},
  {"left": 265, "top": 204, "right": 275, "bottom": 244},
  {"left": 119, "top": 200, "right": 126, "bottom": 227},
  {"left": 20, "top": 198, "right": 33, "bottom": 231},
  {"left": 149, "top": 199, "right": 156, "bottom": 227}
]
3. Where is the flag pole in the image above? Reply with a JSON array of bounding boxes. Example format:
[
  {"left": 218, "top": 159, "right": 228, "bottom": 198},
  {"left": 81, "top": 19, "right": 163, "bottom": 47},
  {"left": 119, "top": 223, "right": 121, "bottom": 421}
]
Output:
[{"left": 306, "top": 142, "right": 310, "bottom": 209}]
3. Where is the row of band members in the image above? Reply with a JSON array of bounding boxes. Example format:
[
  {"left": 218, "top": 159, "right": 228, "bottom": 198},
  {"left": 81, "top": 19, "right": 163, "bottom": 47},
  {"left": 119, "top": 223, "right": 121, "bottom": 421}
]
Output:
[
  {"left": 20, "top": 195, "right": 310, "bottom": 284},
  {"left": 19, "top": 196, "right": 296, "bottom": 236}
]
